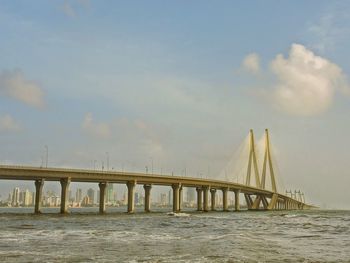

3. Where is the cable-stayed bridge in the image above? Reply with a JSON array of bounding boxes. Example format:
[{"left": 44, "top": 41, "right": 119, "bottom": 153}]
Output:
[{"left": 0, "top": 129, "right": 313, "bottom": 214}]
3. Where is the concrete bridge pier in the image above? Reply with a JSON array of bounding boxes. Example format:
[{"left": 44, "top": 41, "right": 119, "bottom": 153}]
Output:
[
  {"left": 143, "top": 184, "right": 152, "bottom": 212},
  {"left": 172, "top": 184, "right": 180, "bottom": 212},
  {"left": 98, "top": 182, "right": 107, "bottom": 214},
  {"left": 60, "top": 178, "right": 71, "bottom": 214},
  {"left": 196, "top": 187, "right": 203, "bottom": 211},
  {"left": 127, "top": 181, "right": 136, "bottom": 213},
  {"left": 179, "top": 186, "right": 183, "bottom": 212},
  {"left": 34, "top": 179, "right": 44, "bottom": 214},
  {"left": 203, "top": 186, "right": 209, "bottom": 212},
  {"left": 245, "top": 194, "right": 253, "bottom": 210},
  {"left": 210, "top": 189, "right": 216, "bottom": 211},
  {"left": 222, "top": 188, "right": 229, "bottom": 211},
  {"left": 234, "top": 190, "right": 240, "bottom": 211}
]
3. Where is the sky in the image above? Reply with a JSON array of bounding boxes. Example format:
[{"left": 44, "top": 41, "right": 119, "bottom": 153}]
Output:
[{"left": 1, "top": 0, "right": 350, "bottom": 208}]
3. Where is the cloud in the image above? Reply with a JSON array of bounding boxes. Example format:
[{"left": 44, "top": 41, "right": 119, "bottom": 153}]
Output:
[
  {"left": 61, "top": 0, "right": 90, "bottom": 18},
  {"left": 268, "top": 44, "right": 349, "bottom": 116},
  {"left": 82, "top": 113, "right": 112, "bottom": 138},
  {"left": 242, "top": 53, "right": 260, "bottom": 74},
  {"left": 307, "top": 8, "right": 350, "bottom": 53},
  {"left": 81, "top": 113, "right": 164, "bottom": 159},
  {"left": 62, "top": 1, "right": 76, "bottom": 18},
  {"left": 0, "top": 114, "right": 21, "bottom": 132},
  {"left": 0, "top": 69, "right": 45, "bottom": 109}
]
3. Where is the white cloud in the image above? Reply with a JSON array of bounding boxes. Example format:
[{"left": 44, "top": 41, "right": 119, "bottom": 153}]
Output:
[
  {"left": 308, "top": 14, "right": 335, "bottom": 52},
  {"left": 307, "top": 9, "right": 349, "bottom": 53},
  {"left": 81, "top": 113, "right": 165, "bottom": 160},
  {"left": 0, "top": 69, "right": 45, "bottom": 109},
  {"left": 62, "top": 1, "right": 76, "bottom": 18},
  {"left": 242, "top": 53, "right": 260, "bottom": 74},
  {"left": 82, "top": 113, "right": 112, "bottom": 138},
  {"left": 0, "top": 114, "right": 21, "bottom": 132},
  {"left": 61, "top": 0, "right": 90, "bottom": 18},
  {"left": 269, "top": 44, "right": 349, "bottom": 116}
]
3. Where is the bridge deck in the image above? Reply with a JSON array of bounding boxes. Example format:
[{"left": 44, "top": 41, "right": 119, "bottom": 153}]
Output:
[{"left": 0, "top": 165, "right": 307, "bottom": 207}]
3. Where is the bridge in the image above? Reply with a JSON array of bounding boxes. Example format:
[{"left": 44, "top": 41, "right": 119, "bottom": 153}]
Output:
[{"left": 0, "top": 129, "right": 313, "bottom": 214}]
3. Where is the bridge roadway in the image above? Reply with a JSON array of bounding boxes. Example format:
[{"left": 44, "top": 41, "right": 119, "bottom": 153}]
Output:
[{"left": 0, "top": 165, "right": 310, "bottom": 214}]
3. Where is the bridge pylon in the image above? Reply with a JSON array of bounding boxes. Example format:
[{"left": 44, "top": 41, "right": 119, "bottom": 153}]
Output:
[
  {"left": 261, "top": 129, "right": 277, "bottom": 193},
  {"left": 245, "top": 129, "right": 261, "bottom": 188},
  {"left": 245, "top": 129, "right": 264, "bottom": 210}
]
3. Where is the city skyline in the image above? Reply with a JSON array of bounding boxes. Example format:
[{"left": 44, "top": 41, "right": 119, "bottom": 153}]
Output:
[{"left": 0, "top": 183, "right": 210, "bottom": 208}]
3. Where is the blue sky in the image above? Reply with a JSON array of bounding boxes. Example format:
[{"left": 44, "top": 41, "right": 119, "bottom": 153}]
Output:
[{"left": 1, "top": 1, "right": 350, "bottom": 208}]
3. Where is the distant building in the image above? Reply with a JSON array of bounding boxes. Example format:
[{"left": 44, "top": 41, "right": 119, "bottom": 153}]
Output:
[
  {"left": 22, "top": 189, "right": 33, "bottom": 206},
  {"left": 11, "top": 187, "right": 20, "bottom": 206},
  {"left": 168, "top": 190, "right": 172, "bottom": 205},
  {"left": 106, "top": 183, "right": 114, "bottom": 203},
  {"left": 68, "top": 190, "right": 74, "bottom": 202},
  {"left": 76, "top": 188, "right": 83, "bottom": 203},
  {"left": 87, "top": 188, "right": 95, "bottom": 205},
  {"left": 134, "top": 192, "right": 143, "bottom": 205},
  {"left": 160, "top": 193, "right": 167, "bottom": 206},
  {"left": 97, "top": 190, "right": 100, "bottom": 204},
  {"left": 44, "top": 195, "right": 60, "bottom": 207},
  {"left": 81, "top": 196, "right": 90, "bottom": 206},
  {"left": 187, "top": 188, "right": 196, "bottom": 204}
]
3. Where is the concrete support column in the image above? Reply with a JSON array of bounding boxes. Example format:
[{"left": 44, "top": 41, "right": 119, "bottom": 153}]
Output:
[
  {"left": 234, "top": 189, "right": 240, "bottom": 211},
  {"left": 143, "top": 184, "right": 152, "bottom": 212},
  {"left": 203, "top": 186, "right": 209, "bottom": 212},
  {"left": 127, "top": 181, "right": 136, "bottom": 213},
  {"left": 196, "top": 187, "right": 203, "bottom": 211},
  {"left": 179, "top": 186, "right": 183, "bottom": 212},
  {"left": 210, "top": 189, "right": 216, "bottom": 211},
  {"left": 98, "top": 182, "right": 107, "bottom": 214},
  {"left": 172, "top": 184, "right": 180, "bottom": 212},
  {"left": 60, "top": 178, "right": 71, "bottom": 214},
  {"left": 34, "top": 179, "right": 44, "bottom": 214},
  {"left": 222, "top": 188, "right": 229, "bottom": 211}
]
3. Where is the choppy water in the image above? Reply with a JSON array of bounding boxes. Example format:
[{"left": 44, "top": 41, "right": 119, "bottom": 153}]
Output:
[{"left": 0, "top": 209, "right": 349, "bottom": 262}]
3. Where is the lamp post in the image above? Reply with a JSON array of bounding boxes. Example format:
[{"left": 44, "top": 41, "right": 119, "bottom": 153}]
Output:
[
  {"left": 44, "top": 145, "right": 48, "bottom": 168},
  {"left": 106, "top": 152, "right": 109, "bottom": 171},
  {"left": 149, "top": 157, "right": 153, "bottom": 174}
]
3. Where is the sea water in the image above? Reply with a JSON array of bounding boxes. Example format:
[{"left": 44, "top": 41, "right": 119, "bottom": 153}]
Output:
[{"left": 0, "top": 209, "right": 349, "bottom": 262}]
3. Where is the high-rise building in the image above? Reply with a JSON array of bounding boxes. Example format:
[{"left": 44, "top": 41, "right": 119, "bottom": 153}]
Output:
[
  {"left": 187, "top": 188, "right": 196, "bottom": 204},
  {"left": 22, "top": 189, "right": 33, "bottom": 206},
  {"left": 106, "top": 183, "right": 114, "bottom": 203},
  {"left": 76, "top": 188, "right": 83, "bottom": 203},
  {"left": 87, "top": 188, "right": 95, "bottom": 205},
  {"left": 31, "top": 192, "right": 35, "bottom": 206},
  {"left": 81, "top": 196, "right": 90, "bottom": 206},
  {"left": 168, "top": 190, "right": 172, "bottom": 206},
  {"left": 68, "top": 190, "right": 74, "bottom": 202},
  {"left": 134, "top": 192, "right": 140, "bottom": 205},
  {"left": 97, "top": 190, "right": 100, "bottom": 204},
  {"left": 11, "top": 187, "right": 20, "bottom": 206},
  {"left": 160, "top": 193, "right": 167, "bottom": 206}
]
